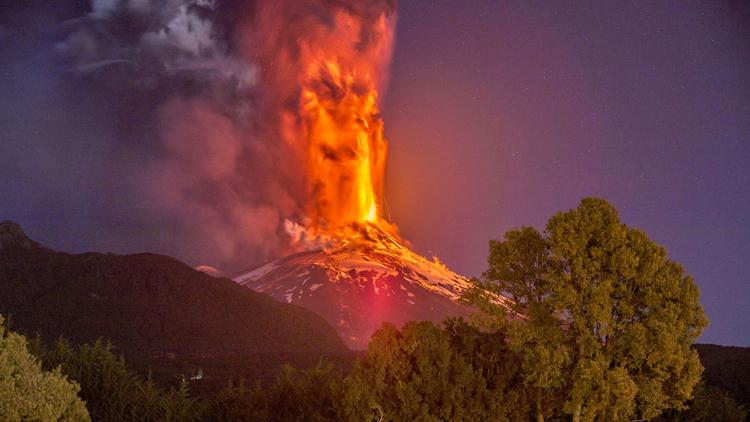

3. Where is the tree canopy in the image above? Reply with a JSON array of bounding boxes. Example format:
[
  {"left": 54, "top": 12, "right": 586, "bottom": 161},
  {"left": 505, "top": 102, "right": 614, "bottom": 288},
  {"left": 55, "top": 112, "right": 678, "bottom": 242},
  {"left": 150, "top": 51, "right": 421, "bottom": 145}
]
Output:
[{"left": 470, "top": 198, "right": 708, "bottom": 421}]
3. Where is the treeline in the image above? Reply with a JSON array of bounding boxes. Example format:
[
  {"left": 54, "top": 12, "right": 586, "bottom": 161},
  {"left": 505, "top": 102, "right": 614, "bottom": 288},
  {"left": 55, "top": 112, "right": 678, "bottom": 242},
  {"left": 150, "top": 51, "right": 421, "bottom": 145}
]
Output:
[
  {"left": 209, "top": 319, "right": 529, "bottom": 421},
  {"left": 2, "top": 316, "right": 746, "bottom": 421},
  {"left": 0, "top": 317, "right": 532, "bottom": 421}
]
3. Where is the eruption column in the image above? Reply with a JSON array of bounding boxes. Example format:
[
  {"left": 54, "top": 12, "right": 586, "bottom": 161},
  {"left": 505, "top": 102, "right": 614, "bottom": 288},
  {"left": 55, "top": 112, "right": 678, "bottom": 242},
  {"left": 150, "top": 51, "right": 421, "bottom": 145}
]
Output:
[{"left": 268, "top": 5, "right": 395, "bottom": 232}]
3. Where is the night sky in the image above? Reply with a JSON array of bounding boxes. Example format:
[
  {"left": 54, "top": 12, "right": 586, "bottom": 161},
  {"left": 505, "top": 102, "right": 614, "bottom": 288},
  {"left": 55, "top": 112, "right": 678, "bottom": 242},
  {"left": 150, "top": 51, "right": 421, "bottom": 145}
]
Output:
[{"left": 1, "top": 1, "right": 749, "bottom": 346}]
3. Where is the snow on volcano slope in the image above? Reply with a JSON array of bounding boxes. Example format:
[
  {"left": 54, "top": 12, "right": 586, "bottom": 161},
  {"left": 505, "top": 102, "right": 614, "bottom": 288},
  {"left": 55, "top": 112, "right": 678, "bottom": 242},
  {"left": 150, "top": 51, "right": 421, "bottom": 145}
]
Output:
[{"left": 234, "top": 225, "right": 493, "bottom": 349}]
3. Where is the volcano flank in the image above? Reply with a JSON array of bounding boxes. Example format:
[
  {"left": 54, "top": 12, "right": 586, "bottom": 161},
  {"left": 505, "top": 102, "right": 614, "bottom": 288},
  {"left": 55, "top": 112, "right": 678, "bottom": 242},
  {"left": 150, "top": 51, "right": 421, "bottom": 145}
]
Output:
[{"left": 235, "top": 223, "right": 509, "bottom": 349}]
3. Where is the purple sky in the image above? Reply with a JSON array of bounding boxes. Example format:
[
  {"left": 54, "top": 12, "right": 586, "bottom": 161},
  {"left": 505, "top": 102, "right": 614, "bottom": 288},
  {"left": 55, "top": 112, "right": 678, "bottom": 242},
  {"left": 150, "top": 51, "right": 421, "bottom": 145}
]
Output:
[
  {"left": 384, "top": 1, "right": 750, "bottom": 346},
  {"left": 0, "top": 1, "right": 748, "bottom": 346}
]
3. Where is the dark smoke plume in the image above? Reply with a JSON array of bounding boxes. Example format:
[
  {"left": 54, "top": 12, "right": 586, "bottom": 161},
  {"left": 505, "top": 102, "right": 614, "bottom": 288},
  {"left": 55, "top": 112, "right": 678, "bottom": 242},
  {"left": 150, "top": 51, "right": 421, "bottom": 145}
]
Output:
[{"left": 0, "top": 0, "right": 396, "bottom": 271}]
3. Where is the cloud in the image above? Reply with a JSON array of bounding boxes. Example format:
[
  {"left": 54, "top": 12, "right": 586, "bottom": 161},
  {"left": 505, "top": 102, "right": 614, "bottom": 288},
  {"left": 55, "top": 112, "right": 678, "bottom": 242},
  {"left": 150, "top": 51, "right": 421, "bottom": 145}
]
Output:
[{"left": 0, "top": 0, "right": 396, "bottom": 271}]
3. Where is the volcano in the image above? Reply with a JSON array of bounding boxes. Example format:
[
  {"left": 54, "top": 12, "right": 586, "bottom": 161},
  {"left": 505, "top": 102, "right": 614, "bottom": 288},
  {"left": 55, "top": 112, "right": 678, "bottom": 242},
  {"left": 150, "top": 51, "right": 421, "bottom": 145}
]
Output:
[
  {"left": 230, "top": 2, "right": 515, "bottom": 349},
  {"left": 235, "top": 223, "right": 509, "bottom": 349}
]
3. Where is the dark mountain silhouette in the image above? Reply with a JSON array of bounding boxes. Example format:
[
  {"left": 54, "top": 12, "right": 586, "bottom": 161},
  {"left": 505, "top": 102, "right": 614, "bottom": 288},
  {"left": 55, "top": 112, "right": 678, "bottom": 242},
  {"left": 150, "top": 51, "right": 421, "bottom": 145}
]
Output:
[{"left": 0, "top": 220, "right": 350, "bottom": 387}]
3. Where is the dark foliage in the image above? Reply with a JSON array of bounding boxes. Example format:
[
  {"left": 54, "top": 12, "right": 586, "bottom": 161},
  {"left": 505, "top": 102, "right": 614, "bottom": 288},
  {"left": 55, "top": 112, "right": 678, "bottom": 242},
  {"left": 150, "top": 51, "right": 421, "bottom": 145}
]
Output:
[
  {"left": 694, "top": 344, "right": 750, "bottom": 410},
  {"left": 22, "top": 323, "right": 750, "bottom": 422},
  {"left": 205, "top": 363, "right": 372, "bottom": 422},
  {"left": 655, "top": 383, "right": 747, "bottom": 422},
  {"left": 204, "top": 320, "right": 530, "bottom": 421},
  {"left": 32, "top": 338, "right": 204, "bottom": 422},
  {"left": 350, "top": 319, "right": 531, "bottom": 421}
]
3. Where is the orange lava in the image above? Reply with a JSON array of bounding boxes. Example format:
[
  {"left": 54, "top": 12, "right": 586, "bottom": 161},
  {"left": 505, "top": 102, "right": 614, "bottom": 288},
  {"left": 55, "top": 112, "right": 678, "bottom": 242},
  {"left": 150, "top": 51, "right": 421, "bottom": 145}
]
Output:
[{"left": 294, "top": 11, "right": 394, "bottom": 232}]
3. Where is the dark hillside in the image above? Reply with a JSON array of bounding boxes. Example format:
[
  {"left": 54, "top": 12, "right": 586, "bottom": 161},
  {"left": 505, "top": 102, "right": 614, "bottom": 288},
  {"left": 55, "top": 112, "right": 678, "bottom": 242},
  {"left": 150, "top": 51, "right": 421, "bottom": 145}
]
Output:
[{"left": 0, "top": 220, "right": 350, "bottom": 388}]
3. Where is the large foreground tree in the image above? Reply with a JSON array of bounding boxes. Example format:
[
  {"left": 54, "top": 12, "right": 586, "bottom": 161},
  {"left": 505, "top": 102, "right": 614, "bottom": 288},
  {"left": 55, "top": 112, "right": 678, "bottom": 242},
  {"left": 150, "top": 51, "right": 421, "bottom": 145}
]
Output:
[{"left": 471, "top": 198, "right": 708, "bottom": 421}]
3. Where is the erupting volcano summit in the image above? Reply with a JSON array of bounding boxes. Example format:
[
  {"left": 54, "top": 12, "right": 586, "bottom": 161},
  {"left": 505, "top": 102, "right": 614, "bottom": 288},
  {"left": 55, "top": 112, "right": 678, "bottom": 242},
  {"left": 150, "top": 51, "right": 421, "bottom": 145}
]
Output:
[
  {"left": 234, "top": 1, "right": 506, "bottom": 349},
  {"left": 235, "top": 223, "right": 478, "bottom": 349}
]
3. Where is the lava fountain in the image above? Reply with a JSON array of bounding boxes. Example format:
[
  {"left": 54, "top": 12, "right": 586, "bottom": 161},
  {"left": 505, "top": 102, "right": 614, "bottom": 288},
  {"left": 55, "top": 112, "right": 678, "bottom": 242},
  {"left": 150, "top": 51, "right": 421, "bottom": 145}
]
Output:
[
  {"left": 290, "top": 6, "right": 393, "bottom": 234},
  {"left": 301, "top": 57, "right": 388, "bottom": 229}
]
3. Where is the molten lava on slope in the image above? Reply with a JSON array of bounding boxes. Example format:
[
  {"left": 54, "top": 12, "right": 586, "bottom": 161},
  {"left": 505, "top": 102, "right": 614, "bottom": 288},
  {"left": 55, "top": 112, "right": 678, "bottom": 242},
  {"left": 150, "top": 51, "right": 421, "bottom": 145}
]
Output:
[{"left": 235, "top": 223, "right": 494, "bottom": 349}]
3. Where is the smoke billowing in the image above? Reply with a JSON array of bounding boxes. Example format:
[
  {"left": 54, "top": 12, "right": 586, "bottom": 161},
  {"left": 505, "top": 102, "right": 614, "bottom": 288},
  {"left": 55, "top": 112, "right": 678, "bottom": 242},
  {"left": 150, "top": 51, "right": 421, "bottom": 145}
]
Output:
[{"left": 0, "top": 0, "right": 396, "bottom": 271}]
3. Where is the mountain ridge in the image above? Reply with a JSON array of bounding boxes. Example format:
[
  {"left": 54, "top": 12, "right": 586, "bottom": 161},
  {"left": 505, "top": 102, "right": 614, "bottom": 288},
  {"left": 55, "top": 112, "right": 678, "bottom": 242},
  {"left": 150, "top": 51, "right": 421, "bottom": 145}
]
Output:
[{"left": 0, "top": 221, "right": 350, "bottom": 375}]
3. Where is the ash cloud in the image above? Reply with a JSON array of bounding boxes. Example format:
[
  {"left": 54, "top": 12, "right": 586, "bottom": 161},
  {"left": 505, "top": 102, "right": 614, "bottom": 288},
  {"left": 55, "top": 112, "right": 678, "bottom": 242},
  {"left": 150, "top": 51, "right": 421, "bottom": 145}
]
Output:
[{"left": 0, "top": 0, "right": 396, "bottom": 271}]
